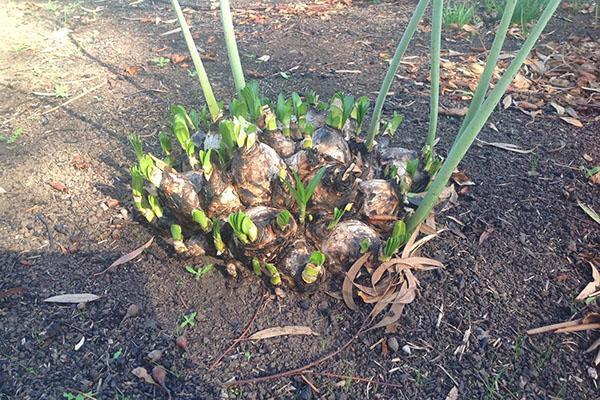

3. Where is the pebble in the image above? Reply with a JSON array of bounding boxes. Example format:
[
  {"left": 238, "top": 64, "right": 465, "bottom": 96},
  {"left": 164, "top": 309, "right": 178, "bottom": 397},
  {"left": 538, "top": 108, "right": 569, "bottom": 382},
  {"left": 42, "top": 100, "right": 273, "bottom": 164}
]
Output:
[
  {"left": 588, "top": 367, "right": 598, "bottom": 380},
  {"left": 387, "top": 336, "right": 399, "bottom": 353},
  {"left": 401, "top": 344, "right": 412, "bottom": 355}
]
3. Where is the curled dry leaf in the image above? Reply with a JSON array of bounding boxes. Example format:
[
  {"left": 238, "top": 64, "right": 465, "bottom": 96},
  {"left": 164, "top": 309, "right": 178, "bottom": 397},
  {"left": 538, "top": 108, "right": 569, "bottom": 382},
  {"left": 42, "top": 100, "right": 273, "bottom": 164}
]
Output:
[
  {"left": 248, "top": 326, "right": 319, "bottom": 340},
  {"left": 44, "top": 293, "right": 101, "bottom": 304},
  {"left": 74, "top": 336, "right": 85, "bottom": 351},
  {"left": 577, "top": 201, "right": 600, "bottom": 226},
  {"left": 96, "top": 237, "right": 154, "bottom": 275},
  {"left": 451, "top": 171, "right": 475, "bottom": 186},
  {"left": 124, "top": 66, "right": 143, "bottom": 76},
  {"left": 575, "top": 263, "right": 600, "bottom": 302},
  {"left": 132, "top": 367, "right": 157, "bottom": 385},
  {"left": 440, "top": 107, "right": 468, "bottom": 117},
  {"left": 560, "top": 116, "right": 583, "bottom": 128},
  {"left": 342, "top": 253, "right": 371, "bottom": 312}
]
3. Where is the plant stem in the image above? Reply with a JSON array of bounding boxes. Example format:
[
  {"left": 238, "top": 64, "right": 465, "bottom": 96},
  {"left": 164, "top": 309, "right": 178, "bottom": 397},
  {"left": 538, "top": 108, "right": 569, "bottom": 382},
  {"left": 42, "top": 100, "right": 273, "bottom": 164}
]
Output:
[
  {"left": 220, "top": 0, "right": 246, "bottom": 92},
  {"left": 452, "top": 0, "right": 517, "bottom": 147},
  {"left": 366, "top": 0, "right": 430, "bottom": 151},
  {"left": 406, "top": 0, "right": 560, "bottom": 233},
  {"left": 299, "top": 205, "right": 306, "bottom": 224},
  {"left": 426, "top": 0, "right": 443, "bottom": 150},
  {"left": 170, "top": 0, "right": 221, "bottom": 122}
]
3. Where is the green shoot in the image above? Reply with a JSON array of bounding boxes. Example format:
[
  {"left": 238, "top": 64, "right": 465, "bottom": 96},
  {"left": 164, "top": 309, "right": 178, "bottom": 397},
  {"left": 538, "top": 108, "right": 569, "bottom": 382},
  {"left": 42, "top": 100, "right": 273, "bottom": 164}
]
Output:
[
  {"left": 171, "top": 224, "right": 187, "bottom": 254},
  {"left": 354, "top": 96, "right": 370, "bottom": 135},
  {"left": 171, "top": 105, "right": 198, "bottom": 168},
  {"left": 305, "top": 90, "right": 319, "bottom": 107},
  {"left": 380, "top": 220, "right": 410, "bottom": 261},
  {"left": 192, "top": 209, "right": 212, "bottom": 232},
  {"left": 407, "top": 0, "right": 560, "bottom": 233},
  {"left": 189, "top": 109, "right": 200, "bottom": 130},
  {"left": 178, "top": 311, "right": 197, "bottom": 331},
  {"left": 302, "top": 251, "right": 326, "bottom": 284},
  {"left": 422, "top": 144, "right": 442, "bottom": 176},
  {"left": 233, "top": 116, "right": 258, "bottom": 149},
  {"left": 406, "top": 159, "right": 420, "bottom": 176},
  {"left": 128, "top": 134, "right": 144, "bottom": 162},
  {"left": 252, "top": 257, "right": 262, "bottom": 276},
  {"left": 359, "top": 238, "right": 371, "bottom": 254},
  {"left": 228, "top": 210, "right": 258, "bottom": 245},
  {"left": 198, "top": 105, "right": 211, "bottom": 131},
  {"left": 276, "top": 94, "right": 293, "bottom": 136},
  {"left": 151, "top": 56, "right": 170, "bottom": 68},
  {"left": 212, "top": 219, "right": 226, "bottom": 255},
  {"left": 219, "top": 0, "right": 246, "bottom": 92},
  {"left": 170, "top": 0, "right": 221, "bottom": 121},
  {"left": 185, "top": 264, "right": 214, "bottom": 280},
  {"left": 326, "top": 93, "right": 355, "bottom": 130},
  {"left": 199, "top": 149, "right": 213, "bottom": 178},
  {"left": 426, "top": 0, "right": 443, "bottom": 151},
  {"left": 147, "top": 194, "right": 163, "bottom": 218},
  {"left": 327, "top": 203, "right": 353, "bottom": 230},
  {"left": 383, "top": 113, "right": 404, "bottom": 136},
  {"left": 139, "top": 154, "right": 162, "bottom": 187},
  {"left": 130, "top": 166, "right": 155, "bottom": 222},
  {"left": 262, "top": 104, "right": 277, "bottom": 131},
  {"left": 219, "top": 119, "right": 236, "bottom": 161},
  {"left": 276, "top": 209, "right": 292, "bottom": 231},
  {"left": 291, "top": 92, "right": 308, "bottom": 120},
  {"left": 366, "top": 0, "right": 430, "bottom": 150},
  {"left": 159, "top": 131, "right": 174, "bottom": 165},
  {"left": 264, "top": 263, "right": 281, "bottom": 286},
  {"left": 284, "top": 167, "right": 327, "bottom": 223},
  {"left": 443, "top": 1, "right": 475, "bottom": 28}
]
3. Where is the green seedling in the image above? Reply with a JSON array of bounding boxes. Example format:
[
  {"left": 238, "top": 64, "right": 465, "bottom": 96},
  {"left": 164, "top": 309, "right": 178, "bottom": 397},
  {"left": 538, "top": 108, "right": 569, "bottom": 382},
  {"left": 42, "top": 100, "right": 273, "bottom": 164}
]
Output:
[
  {"left": 0, "top": 127, "right": 23, "bottom": 144},
  {"left": 228, "top": 210, "right": 258, "bottom": 244},
  {"left": 276, "top": 209, "right": 292, "bottom": 231},
  {"left": 112, "top": 348, "right": 123, "bottom": 361},
  {"left": 171, "top": 224, "right": 187, "bottom": 254},
  {"left": 304, "top": 90, "right": 319, "bottom": 107},
  {"left": 171, "top": 105, "right": 198, "bottom": 169},
  {"left": 54, "top": 84, "right": 69, "bottom": 98},
  {"left": 359, "top": 238, "right": 371, "bottom": 254},
  {"left": 191, "top": 209, "right": 212, "bottom": 232},
  {"left": 152, "top": 56, "right": 170, "bottom": 68},
  {"left": 158, "top": 131, "right": 174, "bottom": 166},
  {"left": 199, "top": 149, "right": 213, "bottom": 177},
  {"left": 147, "top": 194, "right": 163, "bottom": 218},
  {"left": 326, "top": 92, "right": 355, "bottom": 130},
  {"left": 128, "top": 133, "right": 144, "bottom": 162},
  {"left": 301, "top": 251, "right": 326, "bottom": 284},
  {"left": 185, "top": 264, "right": 214, "bottom": 280},
  {"left": 264, "top": 263, "right": 281, "bottom": 285},
  {"left": 380, "top": 220, "right": 410, "bottom": 261},
  {"left": 178, "top": 311, "right": 197, "bottom": 331},
  {"left": 284, "top": 167, "right": 326, "bottom": 223},
  {"left": 327, "top": 203, "right": 353, "bottom": 229},
  {"left": 252, "top": 257, "right": 262, "bottom": 276}
]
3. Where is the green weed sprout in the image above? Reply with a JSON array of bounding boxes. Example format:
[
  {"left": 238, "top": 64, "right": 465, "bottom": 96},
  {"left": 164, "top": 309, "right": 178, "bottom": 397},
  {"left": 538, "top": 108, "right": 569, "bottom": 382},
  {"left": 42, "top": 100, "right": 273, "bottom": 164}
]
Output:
[
  {"left": 443, "top": 1, "right": 475, "bottom": 28},
  {"left": 185, "top": 264, "right": 214, "bottom": 280},
  {"left": 359, "top": 238, "right": 371, "bottom": 254},
  {"left": 171, "top": 224, "right": 187, "bottom": 254},
  {"left": 380, "top": 220, "right": 410, "bottom": 261},
  {"left": 302, "top": 251, "right": 326, "bottom": 284},
  {"left": 264, "top": 263, "right": 281, "bottom": 286},
  {"left": 383, "top": 113, "right": 404, "bottom": 136},
  {"left": 284, "top": 167, "right": 326, "bottom": 223},
  {"left": 192, "top": 209, "right": 212, "bottom": 232},
  {"left": 276, "top": 209, "right": 292, "bottom": 231},
  {"left": 228, "top": 210, "right": 258, "bottom": 245},
  {"left": 327, "top": 203, "right": 353, "bottom": 230}
]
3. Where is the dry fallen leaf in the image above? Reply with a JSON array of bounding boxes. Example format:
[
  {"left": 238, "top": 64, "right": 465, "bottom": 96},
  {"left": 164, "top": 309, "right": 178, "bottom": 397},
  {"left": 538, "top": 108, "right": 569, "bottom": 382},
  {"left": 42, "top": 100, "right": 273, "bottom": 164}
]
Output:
[
  {"left": 132, "top": 367, "right": 156, "bottom": 385},
  {"left": 248, "top": 326, "right": 319, "bottom": 340},
  {"left": 44, "top": 293, "right": 101, "bottom": 304},
  {"left": 560, "top": 116, "right": 583, "bottom": 128},
  {"left": 477, "top": 139, "right": 536, "bottom": 154},
  {"left": 440, "top": 106, "right": 468, "bottom": 117},
  {"left": 577, "top": 200, "right": 600, "bottom": 226},
  {"left": 74, "top": 336, "right": 85, "bottom": 351},
  {"left": 451, "top": 170, "right": 475, "bottom": 186},
  {"left": 445, "top": 386, "right": 459, "bottom": 400},
  {"left": 502, "top": 94, "right": 512, "bottom": 109},
  {"left": 95, "top": 237, "right": 154, "bottom": 275},
  {"left": 0, "top": 287, "right": 26, "bottom": 299},
  {"left": 124, "top": 66, "right": 143, "bottom": 76},
  {"left": 169, "top": 53, "right": 189, "bottom": 65},
  {"left": 48, "top": 181, "right": 67, "bottom": 192},
  {"left": 575, "top": 263, "right": 600, "bottom": 302}
]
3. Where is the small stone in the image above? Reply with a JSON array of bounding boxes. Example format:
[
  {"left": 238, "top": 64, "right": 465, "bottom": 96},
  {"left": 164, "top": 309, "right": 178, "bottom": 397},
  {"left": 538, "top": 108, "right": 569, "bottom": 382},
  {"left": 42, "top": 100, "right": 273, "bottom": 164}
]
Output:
[
  {"left": 588, "top": 367, "right": 598, "bottom": 380},
  {"left": 77, "top": 302, "right": 86, "bottom": 310},
  {"left": 387, "top": 337, "right": 399, "bottom": 352},
  {"left": 107, "top": 198, "right": 119, "bottom": 208},
  {"left": 401, "top": 344, "right": 412, "bottom": 355}
]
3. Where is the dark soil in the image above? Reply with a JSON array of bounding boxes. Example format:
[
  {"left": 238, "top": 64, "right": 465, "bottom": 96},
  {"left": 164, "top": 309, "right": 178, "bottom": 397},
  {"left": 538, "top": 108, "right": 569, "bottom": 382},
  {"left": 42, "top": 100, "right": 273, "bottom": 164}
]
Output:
[{"left": 1, "top": 1, "right": 599, "bottom": 399}]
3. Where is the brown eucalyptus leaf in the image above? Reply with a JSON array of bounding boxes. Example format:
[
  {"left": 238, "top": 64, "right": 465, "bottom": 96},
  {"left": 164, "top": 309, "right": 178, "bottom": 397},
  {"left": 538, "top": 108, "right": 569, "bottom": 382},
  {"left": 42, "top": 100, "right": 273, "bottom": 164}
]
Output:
[
  {"left": 560, "top": 116, "right": 583, "bottom": 128},
  {"left": 96, "top": 237, "right": 154, "bottom": 275},
  {"left": 248, "top": 326, "right": 319, "bottom": 340},
  {"left": 342, "top": 253, "right": 371, "bottom": 312},
  {"left": 44, "top": 293, "right": 101, "bottom": 304},
  {"left": 48, "top": 181, "right": 67, "bottom": 192},
  {"left": 575, "top": 264, "right": 600, "bottom": 302}
]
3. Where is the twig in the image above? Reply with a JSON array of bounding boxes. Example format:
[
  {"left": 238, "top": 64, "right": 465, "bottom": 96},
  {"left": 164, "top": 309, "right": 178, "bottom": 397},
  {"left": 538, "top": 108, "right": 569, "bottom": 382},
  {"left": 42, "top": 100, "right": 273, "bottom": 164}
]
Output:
[
  {"left": 210, "top": 292, "right": 268, "bottom": 369},
  {"left": 300, "top": 374, "right": 320, "bottom": 393},
  {"left": 40, "top": 81, "right": 107, "bottom": 116},
  {"left": 222, "top": 319, "right": 369, "bottom": 386},
  {"left": 309, "top": 371, "right": 406, "bottom": 390},
  {"left": 177, "top": 291, "right": 189, "bottom": 309}
]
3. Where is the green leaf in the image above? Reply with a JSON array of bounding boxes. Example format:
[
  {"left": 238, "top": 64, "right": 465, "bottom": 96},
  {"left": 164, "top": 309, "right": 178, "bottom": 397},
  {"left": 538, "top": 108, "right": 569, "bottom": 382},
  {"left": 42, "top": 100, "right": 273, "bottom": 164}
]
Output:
[
  {"left": 128, "top": 134, "right": 143, "bottom": 162},
  {"left": 308, "top": 251, "right": 326, "bottom": 267},
  {"left": 304, "top": 167, "right": 326, "bottom": 200},
  {"left": 276, "top": 210, "right": 292, "bottom": 231},
  {"left": 170, "top": 224, "right": 183, "bottom": 241}
]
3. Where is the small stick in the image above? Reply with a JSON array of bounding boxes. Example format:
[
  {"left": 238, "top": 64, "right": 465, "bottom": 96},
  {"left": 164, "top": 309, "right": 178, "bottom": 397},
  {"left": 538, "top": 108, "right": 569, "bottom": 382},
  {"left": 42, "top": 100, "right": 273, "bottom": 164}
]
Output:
[
  {"left": 222, "top": 319, "right": 369, "bottom": 386},
  {"left": 300, "top": 374, "right": 320, "bottom": 394},
  {"left": 40, "top": 81, "right": 107, "bottom": 116},
  {"left": 210, "top": 292, "right": 268, "bottom": 369},
  {"left": 308, "top": 371, "right": 406, "bottom": 389},
  {"left": 177, "top": 291, "right": 189, "bottom": 309}
]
